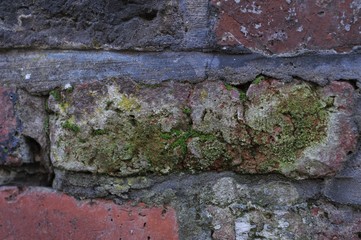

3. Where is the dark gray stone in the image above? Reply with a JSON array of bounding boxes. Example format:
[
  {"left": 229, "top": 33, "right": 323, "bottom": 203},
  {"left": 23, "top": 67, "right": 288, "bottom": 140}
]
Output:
[
  {"left": 209, "top": 53, "right": 361, "bottom": 86},
  {"left": 324, "top": 147, "right": 361, "bottom": 205},
  {"left": 0, "top": 0, "right": 210, "bottom": 51}
]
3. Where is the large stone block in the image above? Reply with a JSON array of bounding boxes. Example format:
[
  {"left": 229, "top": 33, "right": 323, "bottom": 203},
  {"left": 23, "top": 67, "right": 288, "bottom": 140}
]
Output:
[
  {"left": 0, "top": 0, "right": 209, "bottom": 51},
  {"left": 48, "top": 79, "right": 357, "bottom": 179},
  {"left": 0, "top": 186, "right": 179, "bottom": 239},
  {"left": 211, "top": 0, "right": 361, "bottom": 55}
]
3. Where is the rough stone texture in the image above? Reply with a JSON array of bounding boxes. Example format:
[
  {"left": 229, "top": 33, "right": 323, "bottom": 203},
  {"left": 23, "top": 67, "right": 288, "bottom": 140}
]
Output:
[
  {"left": 0, "top": 87, "right": 51, "bottom": 185},
  {"left": 48, "top": 78, "right": 357, "bottom": 179},
  {"left": 211, "top": 0, "right": 361, "bottom": 55},
  {"left": 0, "top": 0, "right": 210, "bottom": 51},
  {"left": 53, "top": 172, "right": 359, "bottom": 240},
  {"left": 0, "top": 186, "right": 179, "bottom": 240},
  {"left": 2, "top": 0, "right": 361, "bottom": 55},
  {"left": 1, "top": 0, "right": 361, "bottom": 238},
  {"left": 199, "top": 177, "right": 361, "bottom": 240},
  {"left": 324, "top": 146, "right": 361, "bottom": 205}
]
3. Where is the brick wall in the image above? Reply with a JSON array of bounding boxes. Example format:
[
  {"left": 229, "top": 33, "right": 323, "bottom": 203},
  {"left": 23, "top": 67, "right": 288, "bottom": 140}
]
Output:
[{"left": 1, "top": 1, "right": 361, "bottom": 239}]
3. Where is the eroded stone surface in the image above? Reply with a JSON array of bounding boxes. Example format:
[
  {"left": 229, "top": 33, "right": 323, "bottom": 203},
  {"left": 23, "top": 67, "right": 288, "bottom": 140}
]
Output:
[
  {"left": 0, "top": 186, "right": 179, "bottom": 240},
  {"left": 0, "top": 0, "right": 210, "bottom": 51},
  {"left": 201, "top": 177, "right": 361, "bottom": 240},
  {"left": 49, "top": 79, "right": 357, "bottom": 178},
  {"left": 211, "top": 0, "right": 361, "bottom": 55},
  {"left": 0, "top": 87, "right": 51, "bottom": 185}
]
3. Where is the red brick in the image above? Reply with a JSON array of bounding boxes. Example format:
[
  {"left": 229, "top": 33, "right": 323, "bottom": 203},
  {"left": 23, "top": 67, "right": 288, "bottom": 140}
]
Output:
[
  {"left": 212, "top": 0, "right": 361, "bottom": 54},
  {"left": 0, "top": 187, "right": 179, "bottom": 240}
]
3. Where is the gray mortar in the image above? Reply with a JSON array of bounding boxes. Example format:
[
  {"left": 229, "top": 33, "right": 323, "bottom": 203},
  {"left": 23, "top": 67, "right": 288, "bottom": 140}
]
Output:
[{"left": 1, "top": 51, "right": 361, "bottom": 93}]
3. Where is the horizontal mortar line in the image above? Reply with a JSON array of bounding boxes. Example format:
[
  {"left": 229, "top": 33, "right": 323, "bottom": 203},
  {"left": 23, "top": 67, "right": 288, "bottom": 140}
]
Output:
[{"left": 0, "top": 50, "right": 361, "bottom": 92}]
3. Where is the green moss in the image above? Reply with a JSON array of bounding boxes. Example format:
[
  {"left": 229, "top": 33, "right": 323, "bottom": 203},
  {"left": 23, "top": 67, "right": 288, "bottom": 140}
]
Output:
[
  {"left": 50, "top": 89, "right": 61, "bottom": 101},
  {"left": 91, "top": 129, "right": 108, "bottom": 136},
  {"left": 44, "top": 116, "right": 49, "bottom": 134},
  {"left": 182, "top": 107, "right": 191, "bottom": 115},
  {"left": 252, "top": 75, "right": 265, "bottom": 84},
  {"left": 239, "top": 90, "right": 247, "bottom": 102},
  {"left": 254, "top": 84, "right": 329, "bottom": 171},
  {"left": 160, "top": 132, "right": 173, "bottom": 140},
  {"left": 165, "top": 129, "right": 217, "bottom": 156},
  {"left": 224, "top": 83, "right": 234, "bottom": 91},
  {"left": 65, "top": 86, "right": 73, "bottom": 93},
  {"left": 62, "top": 118, "right": 80, "bottom": 133}
]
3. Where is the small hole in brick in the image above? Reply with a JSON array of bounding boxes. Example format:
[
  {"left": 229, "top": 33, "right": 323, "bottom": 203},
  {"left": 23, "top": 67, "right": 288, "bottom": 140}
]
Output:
[
  {"left": 143, "top": 222, "right": 147, "bottom": 228},
  {"left": 148, "top": 237, "right": 151, "bottom": 240},
  {"left": 317, "top": 11, "right": 325, "bottom": 16},
  {"left": 161, "top": 209, "right": 167, "bottom": 216},
  {"left": 110, "top": 218, "right": 113, "bottom": 222},
  {"left": 347, "top": 151, "right": 353, "bottom": 156},
  {"left": 357, "top": 232, "right": 361, "bottom": 238}
]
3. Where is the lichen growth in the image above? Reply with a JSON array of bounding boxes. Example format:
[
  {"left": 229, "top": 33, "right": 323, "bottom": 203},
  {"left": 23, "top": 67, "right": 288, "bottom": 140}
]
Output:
[
  {"left": 248, "top": 83, "right": 329, "bottom": 171},
  {"left": 117, "top": 95, "right": 141, "bottom": 111},
  {"left": 161, "top": 129, "right": 217, "bottom": 156},
  {"left": 59, "top": 102, "right": 69, "bottom": 113},
  {"left": 52, "top": 80, "right": 336, "bottom": 178},
  {"left": 62, "top": 117, "right": 80, "bottom": 133},
  {"left": 200, "top": 89, "right": 208, "bottom": 100}
]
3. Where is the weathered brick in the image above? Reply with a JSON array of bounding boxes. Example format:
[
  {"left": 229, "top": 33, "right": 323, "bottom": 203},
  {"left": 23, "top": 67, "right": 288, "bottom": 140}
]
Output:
[
  {"left": 212, "top": 0, "right": 361, "bottom": 55},
  {"left": 48, "top": 79, "right": 358, "bottom": 178},
  {"left": 0, "top": 186, "right": 179, "bottom": 240}
]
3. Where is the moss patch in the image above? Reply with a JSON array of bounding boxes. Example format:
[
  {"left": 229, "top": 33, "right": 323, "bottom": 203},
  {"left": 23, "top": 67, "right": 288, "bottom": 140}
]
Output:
[
  {"left": 62, "top": 117, "right": 80, "bottom": 133},
  {"left": 239, "top": 90, "right": 247, "bottom": 102},
  {"left": 252, "top": 75, "right": 265, "bottom": 85},
  {"left": 161, "top": 129, "right": 217, "bottom": 156},
  {"left": 50, "top": 89, "right": 62, "bottom": 101},
  {"left": 249, "top": 83, "right": 329, "bottom": 171}
]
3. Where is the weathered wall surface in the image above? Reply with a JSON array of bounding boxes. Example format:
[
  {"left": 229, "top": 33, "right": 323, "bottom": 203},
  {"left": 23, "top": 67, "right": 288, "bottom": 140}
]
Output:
[{"left": 1, "top": 0, "right": 361, "bottom": 239}]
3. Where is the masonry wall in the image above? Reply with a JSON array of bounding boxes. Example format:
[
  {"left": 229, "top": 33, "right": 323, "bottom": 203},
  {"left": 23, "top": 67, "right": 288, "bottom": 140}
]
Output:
[{"left": 1, "top": 1, "right": 361, "bottom": 239}]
